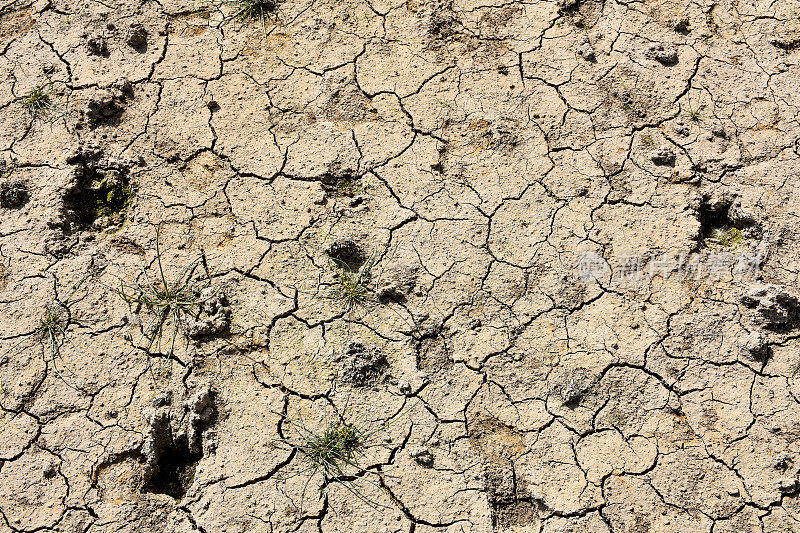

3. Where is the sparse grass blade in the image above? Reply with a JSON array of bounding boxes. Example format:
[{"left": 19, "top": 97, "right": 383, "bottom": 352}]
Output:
[
  {"left": 0, "top": 272, "right": 94, "bottom": 392},
  {"left": 112, "top": 227, "right": 216, "bottom": 359}
]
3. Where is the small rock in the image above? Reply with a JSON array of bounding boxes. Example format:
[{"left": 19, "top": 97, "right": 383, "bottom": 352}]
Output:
[
  {"left": 398, "top": 379, "right": 412, "bottom": 394},
  {"left": 647, "top": 43, "right": 679, "bottom": 65},
  {"left": 651, "top": 146, "right": 677, "bottom": 166},
  {"left": 126, "top": 24, "right": 148, "bottom": 49},
  {"left": 712, "top": 125, "right": 726, "bottom": 138}
]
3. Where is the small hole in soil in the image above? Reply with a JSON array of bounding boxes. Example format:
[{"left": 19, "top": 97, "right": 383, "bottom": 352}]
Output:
[
  {"left": 698, "top": 200, "right": 732, "bottom": 239},
  {"left": 0, "top": 181, "right": 29, "bottom": 209},
  {"left": 64, "top": 158, "right": 131, "bottom": 229},
  {"left": 697, "top": 198, "right": 758, "bottom": 246},
  {"left": 144, "top": 435, "right": 201, "bottom": 499}
]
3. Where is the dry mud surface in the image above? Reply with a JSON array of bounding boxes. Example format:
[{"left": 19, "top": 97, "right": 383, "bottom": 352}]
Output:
[{"left": 2, "top": 0, "right": 800, "bottom": 531}]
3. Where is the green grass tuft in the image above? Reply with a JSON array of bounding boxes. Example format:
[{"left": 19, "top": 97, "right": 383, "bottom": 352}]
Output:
[
  {"left": 15, "top": 82, "right": 68, "bottom": 120},
  {"left": 114, "top": 228, "right": 215, "bottom": 358},
  {"left": 330, "top": 267, "right": 372, "bottom": 312},
  {"left": 19, "top": 85, "right": 52, "bottom": 112},
  {"left": 297, "top": 421, "right": 365, "bottom": 478},
  {"left": 227, "top": 0, "right": 276, "bottom": 37},
  {"left": 711, "top": 226, "right": 745, "bottom": 248},
  {"left": 271, "top": 405, "right": 397, "bottom": 509}
]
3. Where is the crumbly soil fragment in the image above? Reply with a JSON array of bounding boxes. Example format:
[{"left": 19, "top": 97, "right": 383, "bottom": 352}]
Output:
[{"left": 2, "top": 0, "right": 800, "bottom": 531}]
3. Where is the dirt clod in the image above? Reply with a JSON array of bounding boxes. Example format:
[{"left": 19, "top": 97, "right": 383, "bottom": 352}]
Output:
[
  {"left": 741, "top": 285, "right": 799, "bottom": 330},
  {"left": 647, "top": 43, "right": 679, "bottom": 65},
  {"left": 185, "top": 290, "right": 231, "bottom": 338},
  {"left": 338, "top": 341, "right": 387, "bottom": 386},
  {"left": 650, "top": 146, "right": 677, "bottom": 166},
  {"left": 64, "top": 145, "right": 132, "bottom": 229}
]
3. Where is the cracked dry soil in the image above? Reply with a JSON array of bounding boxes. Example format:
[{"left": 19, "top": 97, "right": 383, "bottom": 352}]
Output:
[{"left": 2, "top": 0, "right": 800, "bottom": 531}]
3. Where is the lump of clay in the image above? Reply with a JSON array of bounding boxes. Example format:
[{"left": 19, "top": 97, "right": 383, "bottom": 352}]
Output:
[
  {"left": 553, "top": 367, "right": 596, "bottom": 406},
  {"left": 185, "top": 384, "right": 215, "bottom": 454},
  {"left": 651, "top": 146, "right": 677, "bottom": 166},
  {"left": 577, "top": 38, "right": 595, "bottom": 61},
  {"left": 484, "top": 462, "right": 516, "bottom": 509},
  {"left": 126, "top": 24, "right": 147, "bottom": 49},
  {"left": 482, "top": 121, "right": 520, "bottom": 151},
  {"left": 738, "top": 330, "right": 770, "bottom": 361},
  {"left": 338, "top": 341, "right": 387, "bottom": 386},
  {"left": 741, "top": 284, "right": 799, "bottom": 329},
  {"left": 185, "top": 290, "right": 232, "bottom": 338},
  {"left": 647, "top": 43, "right": 678, "bottom": 65},
  {"left": 377, "top": 266, "right": 417, "bottom": 302},
  {"left": 412, "top": 448, "right": 434, "bottom": 467},
  {"left": 82, "top": 79, "right": 133, "bottom": 126},
  {"left": 325, "top": 239, "right": 366, "bottom": 270},
  {"left": 428, "top": 10, "right": 459, "bottom": 41},
  {"left": 673, "top": 17, "right": 690, "bottom": 33},
  {"left": 0, "top": 181, "right": 29, "bottom": 209},
  {"left": 558, "top": 0, "right": 580, "bottom": 12},
  {"left": 64, "top": 143, "right": 133, "bottom": 229},
  {"left": 84, "top": 90, "right": 121, "bottom": 124},
  {"left": 86, "top": 36, "right": 109, "bottom": 57},
  {"left": 141, "top": 406, "right": 172, "bottom": 483}
]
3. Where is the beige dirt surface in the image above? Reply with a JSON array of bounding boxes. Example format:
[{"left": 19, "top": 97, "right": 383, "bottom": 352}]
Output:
[{"left": 2, "top": 0, "right": 800, "bottom": 531}]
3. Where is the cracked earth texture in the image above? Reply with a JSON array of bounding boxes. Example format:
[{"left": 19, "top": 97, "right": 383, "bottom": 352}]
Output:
[{"left": 2, "top": 0, "right": 800, "bottom": 531}]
